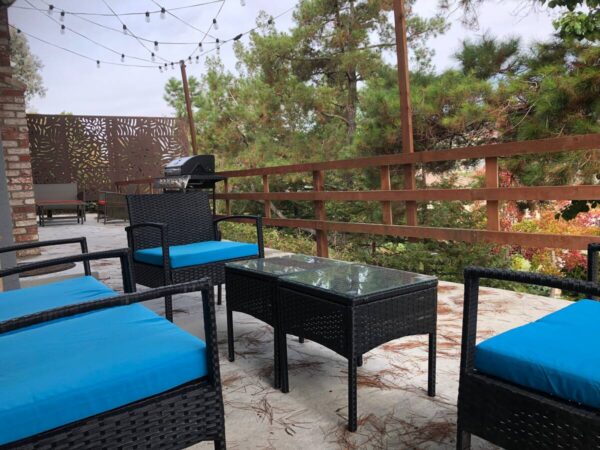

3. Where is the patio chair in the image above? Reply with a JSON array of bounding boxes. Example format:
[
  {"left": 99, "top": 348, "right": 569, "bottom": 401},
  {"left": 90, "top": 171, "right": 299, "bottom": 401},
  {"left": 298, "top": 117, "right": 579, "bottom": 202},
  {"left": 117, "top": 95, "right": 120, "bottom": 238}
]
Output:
[
  {"left": 126, "top": 191, "right": 264, "bottom": 320},
  {"left": 97, "top": 191, "right": 128, "bottom": 223},
  {"left": 0, "top": 250, "right": 226, "bottom": 449},
  {"left": 456, "top": 243, "right": 600, "bottom": 450}
]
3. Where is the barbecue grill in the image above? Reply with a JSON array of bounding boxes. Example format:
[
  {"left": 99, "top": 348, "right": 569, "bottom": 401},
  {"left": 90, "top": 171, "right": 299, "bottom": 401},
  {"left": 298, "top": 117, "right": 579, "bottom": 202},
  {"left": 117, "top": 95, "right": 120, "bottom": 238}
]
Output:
[{"left": 156, "top": 155, "right": 226, "bottom": 211}]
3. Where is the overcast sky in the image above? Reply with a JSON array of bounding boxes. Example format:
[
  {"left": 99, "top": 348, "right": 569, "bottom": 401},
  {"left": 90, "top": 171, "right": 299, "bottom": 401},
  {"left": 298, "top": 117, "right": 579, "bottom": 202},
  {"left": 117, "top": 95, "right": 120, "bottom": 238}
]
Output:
[{"left": 8, "top": 0, "right": 559, "bottom": 117}]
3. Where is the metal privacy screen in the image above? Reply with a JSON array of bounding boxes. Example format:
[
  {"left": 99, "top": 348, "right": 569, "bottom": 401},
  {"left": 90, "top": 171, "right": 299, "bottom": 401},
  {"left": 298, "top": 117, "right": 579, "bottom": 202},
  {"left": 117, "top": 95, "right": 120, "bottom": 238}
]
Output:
[{"left": 27, "top": 114, "right": 190, "bottom": 200}]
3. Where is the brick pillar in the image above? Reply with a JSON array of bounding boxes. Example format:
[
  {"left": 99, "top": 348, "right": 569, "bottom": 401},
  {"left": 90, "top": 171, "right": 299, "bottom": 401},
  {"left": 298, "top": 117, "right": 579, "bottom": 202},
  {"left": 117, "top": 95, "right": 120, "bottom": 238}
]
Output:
[{"left": 0, "top": 6, "right": 39, "bottom": 252}]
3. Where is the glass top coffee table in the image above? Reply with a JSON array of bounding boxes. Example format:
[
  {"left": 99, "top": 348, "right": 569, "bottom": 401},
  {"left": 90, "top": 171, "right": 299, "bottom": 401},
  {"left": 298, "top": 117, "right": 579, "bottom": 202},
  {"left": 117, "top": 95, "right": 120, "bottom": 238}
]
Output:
[{"left": 225, "top": 255, "right": 438, "bottom": 431}]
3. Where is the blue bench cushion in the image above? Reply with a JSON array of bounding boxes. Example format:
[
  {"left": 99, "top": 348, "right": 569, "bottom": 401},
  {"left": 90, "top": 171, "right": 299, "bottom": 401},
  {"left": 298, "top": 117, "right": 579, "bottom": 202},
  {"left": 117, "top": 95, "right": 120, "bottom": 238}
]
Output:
[
  {"left": 475, "top": 299, "right": 600, "bottom": 409},
  {"left": 0, "top": 304, "right": 207, "bottom": 445},
  {"left": 134, "top": 240, "right": 259, "bottom": 269},
  {"left": 0, "top": 276, "right": 115, "bottom": 322}
]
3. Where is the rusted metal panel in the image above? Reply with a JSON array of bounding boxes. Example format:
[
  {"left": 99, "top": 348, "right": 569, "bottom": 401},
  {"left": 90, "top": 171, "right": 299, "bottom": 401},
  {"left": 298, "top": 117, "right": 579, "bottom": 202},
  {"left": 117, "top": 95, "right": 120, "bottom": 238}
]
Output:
[{"left": 28, "top": 114, "right": 189, "bottom": 200}]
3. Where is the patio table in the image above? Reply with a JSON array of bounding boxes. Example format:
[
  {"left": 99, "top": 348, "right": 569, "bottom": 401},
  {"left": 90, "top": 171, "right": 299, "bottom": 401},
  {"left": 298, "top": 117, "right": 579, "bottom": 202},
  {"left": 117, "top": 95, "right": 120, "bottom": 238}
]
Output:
[
  {"left": 36, "top": 200, "right": 86, "bottom": 226},
  {"left": 277, "top": 261, "right": 438, "bottom": 431},
  {"left": 225, "top": 254, "right": 342, "bottom": 388}
]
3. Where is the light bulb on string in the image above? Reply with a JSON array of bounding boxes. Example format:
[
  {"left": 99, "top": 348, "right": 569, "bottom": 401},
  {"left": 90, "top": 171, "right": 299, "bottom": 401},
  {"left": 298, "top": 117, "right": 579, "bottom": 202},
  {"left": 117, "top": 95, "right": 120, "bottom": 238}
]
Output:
[
  {"left": 195, "top": 55, "right": 200, "bottom": 64},
  {"left": 212, "top": 18, "right": 218, "bottom": 30},
  {"left": 154, "top": 41, "right": 159, "bottom": 52},
  {"left": 96, "top": 60, "right": 100, "bottom": 69},
  {"left": 160, "top": 8, "right": 166, "bottom": 19},
  {"left": 198, "top": 42, "right": 203, "bottom": 50},
  {"left": 151, "top": 52, "right": 156, "bottom": 62},
  {"left": 188, "top": 56, "right": 192, "bottom": 64},
  {"left": 121, "top": 54, "right": 125, "bottom": 63},
  {"left": 159, "top": 66, "right": 163, "bottom": 73},
  {"left": 59, "top": 11, "right": 65, "bottom": 22},
  {"left": 268, "top": 18, "right": 273, "bottom": 25},
  {"left": 170, "top": 62, "right": 175, "bottom": 70},
  {"left": 240, "top": 0, "right": 246, "bottom": 6},
  {"left": 122, "top": 24, "right": 127, "bottom": 35},
  {"left": 216, "top": 38, "right": 220, "bottom": 55},
  {"left": 48, "top": 4, "right": 54, "bottom": 15},
  {"left": 145, "top": 12, "right": 150, "bottom": 23},
  {"left": 60, "top": 24, "right": 65, "bottom": 35}
]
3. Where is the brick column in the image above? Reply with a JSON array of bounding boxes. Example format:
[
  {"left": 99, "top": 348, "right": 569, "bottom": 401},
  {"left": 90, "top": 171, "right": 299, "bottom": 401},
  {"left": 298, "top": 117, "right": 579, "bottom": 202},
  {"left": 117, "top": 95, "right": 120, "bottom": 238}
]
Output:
[{"left": 0, "top": 6, "right": 39, "bottom": 252}]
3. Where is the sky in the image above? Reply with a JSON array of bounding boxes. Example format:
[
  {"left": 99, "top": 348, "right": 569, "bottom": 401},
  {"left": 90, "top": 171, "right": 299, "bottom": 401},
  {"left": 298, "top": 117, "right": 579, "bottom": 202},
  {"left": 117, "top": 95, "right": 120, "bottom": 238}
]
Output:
[{"left": 8, "top": 0, "right": 560, "bottom": 117}]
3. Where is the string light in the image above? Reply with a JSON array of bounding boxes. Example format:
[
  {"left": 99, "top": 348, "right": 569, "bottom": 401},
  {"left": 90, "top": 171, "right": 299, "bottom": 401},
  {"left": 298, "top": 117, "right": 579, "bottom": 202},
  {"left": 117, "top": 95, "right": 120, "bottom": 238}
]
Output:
[
  {"left": 96, "top": 60, "right": 100, "bottom": 68},
  {"left": 198, "top": 42, "right": 203, "bottom": 50},
  {"left": 59, "top": 10, "right": 65, "bottom": 22},
  {"left": 216, "top": 38, "right": 220, "bottom": 55},
  {"left": 212, "top": 18, "right": 218, "bottom": 30},
  {"left": 145, "top": 11, "right": 150, "bottom": 23},
  {"left": 240, "top": 0, "right": 245, "bottom": 5},
  {"left": 121, "top": 53, "right": 125, "bottom": 62},
  {"left": 122, "top": 24, "right": 127, "bottom": 35},
  {"left": 160, "top": 7, "right": 166, "bottom": 19},
  {"left": 60, "top": 24, "right": 65, "bottom": 34},
  {"left": 159, "top": 65, "right": 163, "bottom": 72},
  {"left": 154, "top": 41, "right": 159, "bottom": 51},
  {"left": 47, "top": 4, "right": 53, "bottom": 15},
  {"left": 151, "top": 52, "right": 156, "bottom": 62},
  {"left": 195, "top": 55, "right": 200, "bottom": 63}
]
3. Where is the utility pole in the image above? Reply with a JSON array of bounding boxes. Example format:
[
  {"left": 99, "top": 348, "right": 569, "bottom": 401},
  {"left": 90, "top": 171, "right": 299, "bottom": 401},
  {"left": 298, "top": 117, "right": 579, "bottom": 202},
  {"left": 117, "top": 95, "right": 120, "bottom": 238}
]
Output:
[
  {"left": 393, "top": 0, "right": 417, "bottom": 227},
  {"left": 179, "top": 60, "right": 198, "bottom": 155}
]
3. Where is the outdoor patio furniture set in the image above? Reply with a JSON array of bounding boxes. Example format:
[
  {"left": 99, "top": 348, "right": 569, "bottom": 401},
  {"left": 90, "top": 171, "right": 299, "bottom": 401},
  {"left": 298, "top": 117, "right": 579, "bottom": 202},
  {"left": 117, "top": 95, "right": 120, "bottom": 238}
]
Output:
[{"left": 0, "top": 191, "right": 598, "bottom": 449}]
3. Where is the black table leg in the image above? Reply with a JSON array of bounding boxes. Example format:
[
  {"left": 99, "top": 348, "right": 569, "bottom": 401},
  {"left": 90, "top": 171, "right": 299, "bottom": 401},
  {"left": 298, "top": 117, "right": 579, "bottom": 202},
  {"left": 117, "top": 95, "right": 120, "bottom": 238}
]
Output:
[
  {"left": 280, "top": 331, "right": 289, "bottom": 393},
  {"left": 227, "top": 306, "right": 234, "bottom": 362},
  {"left": 348, "top": 355, "right": 358, "bottom": 432},
  {"left": 273, "top": 325, "right": 281, "bottom": 389},
  {"left": 357, "top": 355, "right": 363, "bottom": 367},
  {"left": 428, "top": 332, "right": 436, "bottom": 397},
  {"left": 217, "top": 284, "right": 222, "bottom": 305}
]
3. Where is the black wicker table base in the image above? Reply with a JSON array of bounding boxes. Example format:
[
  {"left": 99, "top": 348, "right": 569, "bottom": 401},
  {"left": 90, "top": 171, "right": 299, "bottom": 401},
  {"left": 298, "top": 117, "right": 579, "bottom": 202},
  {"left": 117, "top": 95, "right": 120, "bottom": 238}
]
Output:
[{"left": 226, "top": 255, "right": 438, "bottom": 432}]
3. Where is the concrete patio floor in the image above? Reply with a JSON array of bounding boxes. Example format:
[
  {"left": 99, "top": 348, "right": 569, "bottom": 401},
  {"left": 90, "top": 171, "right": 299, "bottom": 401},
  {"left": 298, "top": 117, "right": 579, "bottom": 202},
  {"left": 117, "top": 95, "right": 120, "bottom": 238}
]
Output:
[{"left": 21, "top": 215, "right": 571, "bottom": 449}]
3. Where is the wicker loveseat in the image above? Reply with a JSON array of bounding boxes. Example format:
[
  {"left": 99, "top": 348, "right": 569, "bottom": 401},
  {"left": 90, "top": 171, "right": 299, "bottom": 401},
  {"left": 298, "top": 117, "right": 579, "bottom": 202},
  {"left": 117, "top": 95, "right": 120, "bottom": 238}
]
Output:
[
  {"left": 126, "top": 191, "right": 264, "bottom": 319},
  {"left": 457, "top": 243, "right": 600, "bottom": 449},
  {"left": 0, "top": 242, "right": 226, "bottom": 449}
]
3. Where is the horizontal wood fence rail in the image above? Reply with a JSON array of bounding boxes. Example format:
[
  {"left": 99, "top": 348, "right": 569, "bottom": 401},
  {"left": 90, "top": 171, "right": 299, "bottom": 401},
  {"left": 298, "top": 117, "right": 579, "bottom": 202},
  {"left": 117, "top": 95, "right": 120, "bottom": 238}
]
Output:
[
  {"left": 218, "top": 134, "right": 600, "bottom": 178},
  {"left": 118, "top": 133, "right": 600, "bottom": 253},
  {"left": 216, "top": 185, "right": 600, "bottom": 202}
]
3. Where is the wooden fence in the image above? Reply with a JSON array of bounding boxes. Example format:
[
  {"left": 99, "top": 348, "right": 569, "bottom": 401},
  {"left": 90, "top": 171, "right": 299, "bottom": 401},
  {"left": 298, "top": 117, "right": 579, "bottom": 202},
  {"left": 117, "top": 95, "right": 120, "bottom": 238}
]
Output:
[{"left": 215, "top": 134, "right": 600, "bottom": 256}]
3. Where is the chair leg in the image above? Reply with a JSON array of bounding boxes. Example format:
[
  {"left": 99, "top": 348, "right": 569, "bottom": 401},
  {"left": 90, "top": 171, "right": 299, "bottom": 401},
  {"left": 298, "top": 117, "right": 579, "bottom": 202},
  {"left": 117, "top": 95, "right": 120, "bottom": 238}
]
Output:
[
  {"left": 165, "top": 295, "right": 173, "bottom": 322},
  {"left": 456, "top": 425, "right": 471, "bottom": 450},
  {"left": 214, "top": 438, "right": 226, "bottom": 450},
  {"left": 217, "top": 284, "right": 222, "bottom": 306},
  {"left": 357, "top": 355, "right": 363, "bottom": 367},
  {"left": 348, "top": 355, "right": 358, "bottom": 432},
  {"left": 428, "top": 332, "right": 436, "bottom": 397},
  {"left": 227, "top": 306, "right": 234, "bottom": 362}
]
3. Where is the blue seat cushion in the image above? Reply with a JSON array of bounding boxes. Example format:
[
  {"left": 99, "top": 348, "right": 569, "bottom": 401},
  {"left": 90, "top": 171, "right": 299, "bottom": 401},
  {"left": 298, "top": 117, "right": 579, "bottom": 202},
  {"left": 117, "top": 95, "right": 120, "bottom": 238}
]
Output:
[
  {"left": 0, "top": 304, "right": 207, "bottom": 445},
  {"left": 475, "top": 299, "right": 600, "bottom": 409},
  {"left": 134, "top": 240, "right": 259, "bottom": 269},
  {"left": 0, "top": 276, "right": 115, "bottom": 322}
]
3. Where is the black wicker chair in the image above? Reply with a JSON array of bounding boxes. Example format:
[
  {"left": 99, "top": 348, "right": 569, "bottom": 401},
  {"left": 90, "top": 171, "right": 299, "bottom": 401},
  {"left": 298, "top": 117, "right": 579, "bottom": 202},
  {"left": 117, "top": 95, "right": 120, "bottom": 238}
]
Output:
[
  {"left": 0, "top": 250, "right": 226, "bottom": 449},
  {"left": 457, "top": 243, "right": 600, "bottom": 449},
  {"left": 126, "top": 191, "right": 264, "bottom": 320}
]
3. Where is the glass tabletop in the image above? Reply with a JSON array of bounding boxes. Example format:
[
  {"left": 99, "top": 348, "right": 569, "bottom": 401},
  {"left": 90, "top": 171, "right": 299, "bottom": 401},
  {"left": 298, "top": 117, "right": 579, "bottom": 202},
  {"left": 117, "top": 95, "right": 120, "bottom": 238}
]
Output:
[
  {"left": 225, "top": 254, "right": 348, "bottom": 276},
  {"left": 280, "top": 263, "right": 436, "bottom": 299}
]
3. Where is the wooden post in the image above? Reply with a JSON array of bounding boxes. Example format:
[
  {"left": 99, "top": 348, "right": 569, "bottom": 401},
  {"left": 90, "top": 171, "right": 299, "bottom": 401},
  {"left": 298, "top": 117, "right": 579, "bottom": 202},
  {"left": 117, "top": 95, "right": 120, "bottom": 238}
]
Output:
[
  {"left": 313, "top": 170, "right": 329, "bottom": 258},
  {"left": 262, "top": 175, "right": 271, "bottom": 219},
  {"left": 485, "top": 157, "right": 500, "bottom": 230},
  {"left": 380, "top": 165, "right": 393, "bottom": 225},
  {"left": 223, "top": 178, "right": 231, "bottom": 216},
  {"left": 393, "top": 0, "right": 417, "bottom": 227},
  {"left": 179, "top": 61, "right": 198, "bottom": 156}
]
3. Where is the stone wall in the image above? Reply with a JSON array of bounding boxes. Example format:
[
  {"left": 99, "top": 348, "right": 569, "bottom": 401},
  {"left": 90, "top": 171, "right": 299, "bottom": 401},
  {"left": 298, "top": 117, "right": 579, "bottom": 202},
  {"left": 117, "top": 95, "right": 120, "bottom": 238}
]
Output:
[{"left": 0, "top": 7, "right": 38, "bottom": 252}]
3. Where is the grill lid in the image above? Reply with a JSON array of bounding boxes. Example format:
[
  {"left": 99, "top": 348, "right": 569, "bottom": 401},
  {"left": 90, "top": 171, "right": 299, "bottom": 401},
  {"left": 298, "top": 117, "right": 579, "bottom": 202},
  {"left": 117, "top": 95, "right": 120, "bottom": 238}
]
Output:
[{"left": 164, "top": 155, "right": 216, "bottom": 177}]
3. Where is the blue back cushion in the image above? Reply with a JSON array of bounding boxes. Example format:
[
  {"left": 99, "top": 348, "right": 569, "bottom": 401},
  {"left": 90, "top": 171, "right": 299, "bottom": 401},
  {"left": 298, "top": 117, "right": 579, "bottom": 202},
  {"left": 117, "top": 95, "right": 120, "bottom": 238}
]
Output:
[
  {"left": 0, "top": 276, "right": 115, "bottom": 322},
  {"left": 475, "top": 299, "right": 600, "bottom": 409},
  {"left": 0, "top": 304, "right": 207, "bottom": 445},
  {"left": 135, "top": 240, "right": 259, "bottom": 269}
]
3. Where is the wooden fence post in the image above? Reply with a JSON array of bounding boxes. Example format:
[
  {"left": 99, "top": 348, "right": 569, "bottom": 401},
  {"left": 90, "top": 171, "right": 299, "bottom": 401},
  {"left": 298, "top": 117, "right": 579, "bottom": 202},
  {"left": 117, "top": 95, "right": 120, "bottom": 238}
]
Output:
[
  {"left": 262, "top": 175, "right": 271, "bottom": 219},
  {"left": 380, "top": 165, "right": 393, "bottom": 225},
  {"left": 485, "top": 157, "right": 500, "bottom": 230},
  {"left": 313, "top": 170, "right": 329, "bottom": 257},
  {"left": 223, "top": 178, "right": 231, "bottom": 216}
]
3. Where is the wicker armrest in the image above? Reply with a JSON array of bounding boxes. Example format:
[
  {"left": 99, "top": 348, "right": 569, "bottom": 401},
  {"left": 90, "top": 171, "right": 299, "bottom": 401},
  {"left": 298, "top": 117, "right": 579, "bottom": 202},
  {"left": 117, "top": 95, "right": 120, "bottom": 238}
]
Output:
[
  {"left": 0, "top": 237, "right": 91, "bottom": 276},
  {"left": 460, "top": 267, "right": 600, "bottom": 374},
  {"left": 588, "top": 243, "right": 600, "bottom": 283},
  {"left": 125, "top": 222, "right": 171, "bottom": 270},
  {"left": 0, "top": 278, "right": 221, "bottom": 385},
  {"left": 213, "top": 215, "right": 264, "bottom": 257}
]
